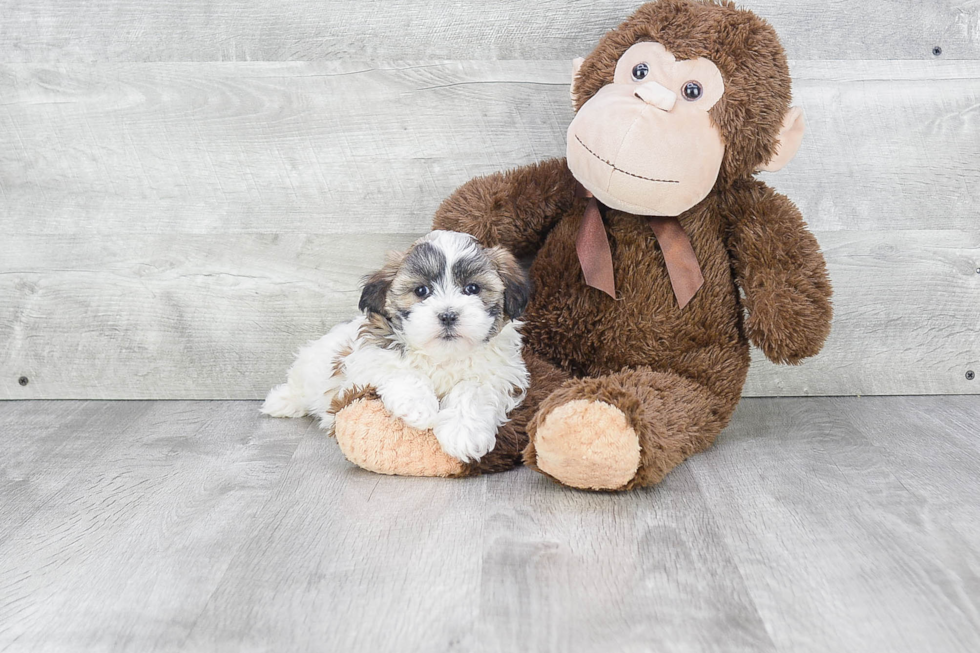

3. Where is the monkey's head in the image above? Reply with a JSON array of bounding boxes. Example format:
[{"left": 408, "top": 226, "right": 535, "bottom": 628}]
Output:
[{"left": 566, "top": 0, "right": 804, "bottom": 216}]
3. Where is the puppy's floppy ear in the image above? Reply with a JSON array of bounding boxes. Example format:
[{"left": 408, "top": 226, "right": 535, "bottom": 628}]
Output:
[
  {"left": 487, "top": 246, "right": 531, "bottom": 320},
  {"left": 358, "top": 253, "right": 402, "bottom": 316},
  {"left": 358, "top": 273, "right": 390, "bottom": 316}
]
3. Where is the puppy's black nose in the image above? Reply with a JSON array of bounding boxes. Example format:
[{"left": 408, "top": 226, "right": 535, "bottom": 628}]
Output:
[{"left": 438, "top": 311, "right": 458, "bottom": 326}]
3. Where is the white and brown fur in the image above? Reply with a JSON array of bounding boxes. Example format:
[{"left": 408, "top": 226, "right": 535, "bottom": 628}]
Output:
[{"left": 261, "top": 231, "right": 531, "bottom": 463}]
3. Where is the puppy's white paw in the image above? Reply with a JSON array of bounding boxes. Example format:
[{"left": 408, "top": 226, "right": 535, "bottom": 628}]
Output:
[
  {"left": 261, "top": 384, "right": 306, "bottom": 418},
  {"left": 384, "top": 390, "right": 440, "bottom": 431},
  {"left": 434, "top": 410, "right": 497, "bottom": 463}
]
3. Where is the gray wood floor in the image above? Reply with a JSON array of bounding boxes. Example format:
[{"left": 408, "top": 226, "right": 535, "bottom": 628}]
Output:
[{"left": 1, "top": 396, "right": 979, "bottom": 652}]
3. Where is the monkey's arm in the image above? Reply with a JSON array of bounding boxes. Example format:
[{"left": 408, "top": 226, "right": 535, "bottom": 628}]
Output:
[
  {"left": 432, "top": 157, "right": 577, "bottom": 258},
  {"left": 726, "top": 182, "right": 833, "bottom": 364}
]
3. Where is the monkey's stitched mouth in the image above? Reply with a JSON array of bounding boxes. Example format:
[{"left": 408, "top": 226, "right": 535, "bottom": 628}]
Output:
[{"left": 574, "top": 135, "right": 679, "bottom": 184}]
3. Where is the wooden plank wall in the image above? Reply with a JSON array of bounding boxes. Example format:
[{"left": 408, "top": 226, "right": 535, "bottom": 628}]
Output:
[{"left": 1, "top": 1, "right": 978, "bottom": 399}]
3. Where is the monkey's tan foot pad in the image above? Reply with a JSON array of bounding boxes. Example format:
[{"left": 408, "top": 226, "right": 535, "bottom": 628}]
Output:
[
  {"left": 533, "top": 399, "right": 641, "bottom": 491},
  {"left": 334, "top": 399, "right": 464, "bottom": 477}
]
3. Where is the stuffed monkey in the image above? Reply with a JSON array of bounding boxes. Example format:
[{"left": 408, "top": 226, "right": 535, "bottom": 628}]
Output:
[{"left": 333, "top": 0, "right": 832, "bottom": 490}]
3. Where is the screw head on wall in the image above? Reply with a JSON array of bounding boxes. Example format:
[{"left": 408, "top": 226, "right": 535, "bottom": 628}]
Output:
[
  {"left": 967, "top": 370, "right": 976, "bottom": 381},
  {"left": 933, "top": 46, "right": 943, "bottom": 56},
  {"left": 18, "top": 376, "right": 29, "bottom": 386}
]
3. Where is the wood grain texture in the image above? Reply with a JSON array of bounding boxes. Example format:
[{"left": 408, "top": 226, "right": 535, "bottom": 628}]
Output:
[
  {"left": 1, "top": 228, "right": 977, "bottom": 399},
  {"left": 743, "top": 229, "right": 980, "bottom": 397},
  {"left": 689, "top": 396, "right": 980, "bottom": 653},
  {"left": 0, "top": 232, "right": 419, "bottom": 399},
  {"left": 2, "top": 397, "right": 980, "bottom": 652},
  {"left": 0, "top": 61, "right": 571, "bottom": 236},
  {"left": 0, "top": 401, "right": 308, "bottom": 651},
  {"left": 184, "top": 421, "right": 487, "bottom": 651},
  {"left": 1, "top": 60, "right": 978, "bottom": 235},
  {"left": 1, "top": 61, "right": 978, "bottom": 398},
  {"left": 0, "top": 0, "right": 977, "bottom": 62},
  {"left": 0, "top": 400, "right": 150, "bottom": 542},
  {"left": 471, "top": 467, "right": 775, "bottom": 653}
]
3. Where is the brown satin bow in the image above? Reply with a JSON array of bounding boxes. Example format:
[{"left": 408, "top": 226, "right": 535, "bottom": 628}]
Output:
[{"left": 574, "top": 183, "right": 704, "bottom": 309}]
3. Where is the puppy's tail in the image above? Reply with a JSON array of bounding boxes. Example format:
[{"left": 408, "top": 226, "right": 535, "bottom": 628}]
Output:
[{"left": 260, "top": 383, "right": 307, "bottom": 418}]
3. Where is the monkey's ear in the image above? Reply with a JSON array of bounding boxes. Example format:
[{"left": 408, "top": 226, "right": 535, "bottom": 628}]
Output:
[
  {"left": 488, "top": 246, "right": 531, "bottom": 320},
  {"left": 759, "top": 106, "right": 805, "bottom": 172},
  {"left": 570, "top": 57, "right": 585, "bottom": 107}
]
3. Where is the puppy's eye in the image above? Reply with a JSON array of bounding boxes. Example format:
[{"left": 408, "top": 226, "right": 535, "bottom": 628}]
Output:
[
  {"left": 631, "top": 63, "right": 650, "bottom": 81},
  {"left": 463, "top": 283, "right": 480, "bottom": 295},
  {"left": 414, "top": 285, "right": 430, "bottom": 299}
]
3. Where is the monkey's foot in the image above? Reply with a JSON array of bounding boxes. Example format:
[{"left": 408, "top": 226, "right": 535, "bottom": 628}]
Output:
[
  {"left": 527, "top": 399, "right": 641, "bottom": 491},
  {"left": 334, "top": 399, "right": 465, "bottom": 477}
]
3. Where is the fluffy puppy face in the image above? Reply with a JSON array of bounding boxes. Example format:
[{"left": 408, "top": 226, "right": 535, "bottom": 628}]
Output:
[{"left": 358, "top": 231, "right": 529, "bottom": 353}]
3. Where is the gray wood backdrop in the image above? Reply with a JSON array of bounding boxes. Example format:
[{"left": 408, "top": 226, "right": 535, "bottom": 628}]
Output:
[{"left": 1, "top": 0, "right": 978, "bottom": 399}]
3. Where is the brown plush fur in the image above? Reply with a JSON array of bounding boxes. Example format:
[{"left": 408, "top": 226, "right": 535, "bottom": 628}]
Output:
[
  {"left": 572, "top": 0, "right": 794, "bottom": 185},
  {"left": 430, "top": 0, "right": 832, "bottom": 490}
]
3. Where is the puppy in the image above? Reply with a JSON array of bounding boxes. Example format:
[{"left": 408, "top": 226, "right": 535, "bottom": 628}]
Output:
[{"left": 262, "top": 230, "right": 531, "bottom": 463}]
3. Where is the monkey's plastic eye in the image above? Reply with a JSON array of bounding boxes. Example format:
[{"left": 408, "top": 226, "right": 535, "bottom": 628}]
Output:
[
  {"left": 463, "top": 283, "right": 480, "bottom": 295},
  {"left": 414, "top": 285, "right": 430, "bottom": 298},
  {"left": 631, "top": 63, "right": 650, "bottom": 81},
  {"left": 682, "top": 81, "right": 703, "bottom": 101}
]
